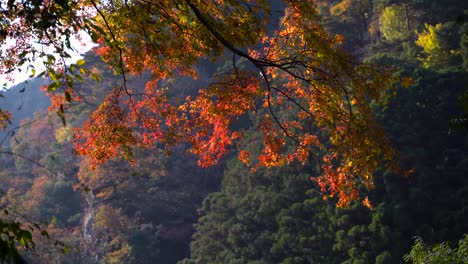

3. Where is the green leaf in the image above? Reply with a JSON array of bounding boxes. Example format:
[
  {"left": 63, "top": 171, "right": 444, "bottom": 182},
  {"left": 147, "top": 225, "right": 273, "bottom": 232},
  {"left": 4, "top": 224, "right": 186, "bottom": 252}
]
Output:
[
  {"left": 91, "top": 73, "right": 101, "bottom": 83},
  {"left": 76, "top": 59, "right": 85, "bottom": 66},
  {"left": 46, "top": 55, "right": 56, "bottom": 65},
  {"left": 18, "top": 231, "right": 32, "bottom": 249},
  {"left": 57, "top": 105, "right": 66, "bottom": 126},
  {"left": 48, "top": 81, "right": 60, "bottom": 92},
  {"left": 22, "top": 230, "right": 32, "bottom": 240},
  {"left": 66, "top": 77, "right": 74, "bottom": 88},
  {"left": 75, "top": 74, "right": 83, "bottom": 82},
  {"left": 65, "top": 91, "right": 71, "bottom": 102},
  {"left": 37, "top": 71, "right": 45, "bottom": 78},
  {"left": 19, "top": 237, "right": 26, "bottom": 248},
  {"left": 29, "top": 68, "right": 36, "bottom": 78}
]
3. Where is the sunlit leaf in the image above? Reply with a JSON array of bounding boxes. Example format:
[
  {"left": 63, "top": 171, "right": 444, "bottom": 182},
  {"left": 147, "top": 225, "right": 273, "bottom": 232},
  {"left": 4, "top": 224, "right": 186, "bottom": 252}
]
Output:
[{"left": 76, "top": 59, "right": 85, "bottom": 66}]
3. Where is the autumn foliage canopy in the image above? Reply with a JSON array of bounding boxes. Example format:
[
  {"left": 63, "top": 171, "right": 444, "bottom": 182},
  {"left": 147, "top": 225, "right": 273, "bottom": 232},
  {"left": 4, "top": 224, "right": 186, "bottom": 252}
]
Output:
[{"left": 0, "top": 0, "right": 396, "bottom": 207}]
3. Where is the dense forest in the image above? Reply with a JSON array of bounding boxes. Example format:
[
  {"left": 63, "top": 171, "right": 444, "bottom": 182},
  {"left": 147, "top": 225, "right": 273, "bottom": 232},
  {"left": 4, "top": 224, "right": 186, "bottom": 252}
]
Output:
[{"left": 0, "top": 0, "right": 467, "bottom": 263}]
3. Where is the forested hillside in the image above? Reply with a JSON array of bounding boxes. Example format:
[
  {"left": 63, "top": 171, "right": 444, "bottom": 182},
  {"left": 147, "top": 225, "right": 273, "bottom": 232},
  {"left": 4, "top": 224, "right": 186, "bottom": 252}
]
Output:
[{"left": 0, "top": 0, "right": 467, "bottom": 263}]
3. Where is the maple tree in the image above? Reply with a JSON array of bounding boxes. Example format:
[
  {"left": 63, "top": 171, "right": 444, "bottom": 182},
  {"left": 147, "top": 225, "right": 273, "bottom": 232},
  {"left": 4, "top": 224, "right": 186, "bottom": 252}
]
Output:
[
  {"left": 1, "top": 0, "right": 397, "bottom": 207},
  {"left": 0, "top": 1, "right": 467, "bottom": 263}
]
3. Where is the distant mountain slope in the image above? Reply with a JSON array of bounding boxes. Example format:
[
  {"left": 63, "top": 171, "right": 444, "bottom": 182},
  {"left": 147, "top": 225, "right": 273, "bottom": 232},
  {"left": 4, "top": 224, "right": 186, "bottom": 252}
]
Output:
[{"left": 1, "top": 78, "right": 50, "bottom": 146}]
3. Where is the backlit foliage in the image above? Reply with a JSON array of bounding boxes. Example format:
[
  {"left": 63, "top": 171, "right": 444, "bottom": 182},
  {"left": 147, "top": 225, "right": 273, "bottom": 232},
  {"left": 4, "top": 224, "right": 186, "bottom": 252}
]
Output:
[
  {"left": 379, "top": 4, "right": 411, "bottom": 42},
  {"left": 2, "top": 0, "right": 396, "bottom": 207},
  {"left": 416, "top": 22, "right": 461, "bottom": 69},
  {"left": 404, "top": 235, "right": 468, "bottom": 264}
]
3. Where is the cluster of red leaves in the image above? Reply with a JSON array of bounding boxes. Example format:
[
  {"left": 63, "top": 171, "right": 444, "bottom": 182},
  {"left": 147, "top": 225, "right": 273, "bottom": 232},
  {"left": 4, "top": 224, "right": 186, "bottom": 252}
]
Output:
[
  {"left": 41, "top": 86, "right": 82, "bottom": 113},
  {"left": 183, "top": 73, "right": 262, "bottom": 167},
  {"left": 74, "top": 89, "right": 139, "bottom": 168},
  {"left": 70, "top": 0, "right": 396, "bottom": 207},
  {"left": 76, "top": 71, "right": 263, "bottom": 168}
]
